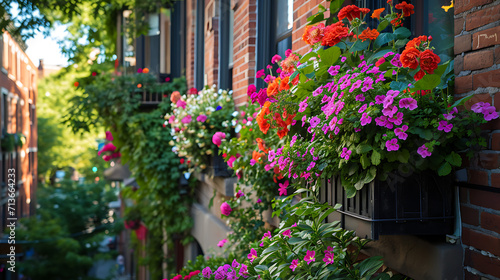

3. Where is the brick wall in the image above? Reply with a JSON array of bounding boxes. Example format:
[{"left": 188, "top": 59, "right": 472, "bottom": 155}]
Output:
[
  {"left": 455, "top": 0, "right": 500, "bottom": 279},
  {"left": 204, "top": 0, "right": 219, "bottom": 87},
  {"left": 292, "top": 0, "right": 328, "bottom": 55},
  {"left": 185, "top": 0, "right": 196, "bottom": 89},
  {"left": 231, "top": 0, "right": 257, "bottom": 106}
]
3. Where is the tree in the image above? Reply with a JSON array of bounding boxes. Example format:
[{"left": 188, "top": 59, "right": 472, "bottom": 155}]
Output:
[{"left": 17, "top": 180, "right": 119, "bottom": 279}]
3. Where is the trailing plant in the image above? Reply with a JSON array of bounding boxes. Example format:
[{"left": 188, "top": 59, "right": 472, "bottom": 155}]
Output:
[{"left": 65, "top": 70, "right": 195, "bottom": 278}]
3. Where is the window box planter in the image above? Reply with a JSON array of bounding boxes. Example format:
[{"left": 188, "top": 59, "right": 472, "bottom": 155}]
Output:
[
  {"left": 320, "top": 172, "right": 455, "bottom": 240},
  {"left": 207, "top": 152, "right": 234, "bottom": 178}
]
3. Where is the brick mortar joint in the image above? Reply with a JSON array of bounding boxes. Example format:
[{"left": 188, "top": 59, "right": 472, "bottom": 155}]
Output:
[
  {"left": 458, "top": 20, "right": 500, "bottom": 36},
  {"left": 461, "top": 202, "right": 500, "bottom": 216},
  {"left": 463, "top": 224, "right": 500, "bottom": 239},
  {"left": 457, "top": 63, "right": 500, "bottom": 77},
  {"left": 455, "top": 1, "right": 500, "bottom": 18},
  {"left": 464, "top": 245, "right": 500, "bottom": 261},
  {"left": 465, "top": 266, "right": 500, "bottom": 280}
]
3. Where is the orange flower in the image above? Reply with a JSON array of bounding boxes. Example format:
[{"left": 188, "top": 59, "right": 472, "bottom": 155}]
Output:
[
  {"left": 400, "top": 47, "right": 420, "bottom": 69},
  {"left": 419, "top": 49, "right": 441, "bottom": 74},
  {"left": 170, "top": 91, "right": 181, "bottom": 103},
  {"left": 257, "top": 102, "right": 271, "bottom": 134},
  {"left": 281, "top": 54, "right": 299, "bottom": 74},
  {"left": 142, "top": 68, "right": 150, "bottom": 74},
  {"left": 391, "top": 14, "right": 403, "bottom": 27},
  {"left": 338, "top": 5, "right": 361, "bottom": 21},
  {"left": 360, "top": 8, "right": 370, "bottom": 15},
  {"left": 277, "top": 128, "right": 289, "bottom": 139},
  {"left": 395, "top": 1, "right": 415, "bottom": 17},
  {"left": 321, "top": 22, "right": 349, "bottom": 47},
  {"left": 252, "top": 150, "right": 265, "bottom": 162},
  {"left": 405, "top": 35, "right": 427, "bottom": 49},
  {"left": 279, "top": 76, "right": 290, "bottom": 92},
  {"left": 302, "top": 23, "right": 325, "bottom": 45},
  {"left": 387, "top": 0, "right": 392, "bottom": 4},
  {"left": 256, "top": 138, "right": 269, "bottom": 153},
  {"left": 267, "top": 78, "right": 280, "bottom": 97},
  {"left": 371, "top": 8, "right": 385, "bottom": 20},
  {"left": 358, "top": 27, "right": 380, "bottom": 41},
  {"left": 292, "top": 75, "right": 299, "bottom": 86}
]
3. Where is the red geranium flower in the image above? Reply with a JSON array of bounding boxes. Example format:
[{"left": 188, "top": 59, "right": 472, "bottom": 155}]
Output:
[{"left": 400, "top": 47, "right": 421, "bottom": 69}]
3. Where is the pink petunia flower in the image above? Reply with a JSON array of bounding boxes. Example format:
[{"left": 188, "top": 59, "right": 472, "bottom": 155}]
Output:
[
  {"left": 323, "top": 251, "right": 335, "bottom": 265},
  {"left": 256, "top": 69, "right": 265, "bottom": 78},
  {"left": 176, "top": 99, "right": 187, "bottom": 109},
  {"left": 304, "top": 250, "right": 316, "bottom": 265},
  {"left": 197, "top": 114, "right": 207, "bottom": 122},
  {"left": 181, "top": 115, "right": 192, "bottom": 124},
  {"left": 227, "top": 156, "right": 236, "bottom": 168},
  {"left": 290, "top": 259, "right": 299, "bottom": 271},
  {"left": 399, "top": 98, "right": 418, "bottom": 110},
  {"left": 278, "top": 180, "right": 289, "bottom": 196},
  {"left": 299, "top": 97, "right": 309, "bottom": 113},
  {"left": 271, "top": 54, "right": 282, "bottom": 64},
  {"left": 360, "top": 113, "right": 372, "bottom": 126},
  {"left": 217, "top": 239, "right": 228, "bottom": 247},
  {"left": 282, "top": 229, "right": 292, "bottom": 238},
  {"left": 394, "top": 125, "right": 409, "bottom": 140},
  {"left": 105, "top": 131, "right": 113, "bottom": 141},
  {"left": 437, "top": 120, "right": 453, "bottom": 133},
  {"left": 212, "top": 132, "right": 226, "bottom": 147},
  {"left": 248, "top": 248, "right": 258, "bottom": 263}
]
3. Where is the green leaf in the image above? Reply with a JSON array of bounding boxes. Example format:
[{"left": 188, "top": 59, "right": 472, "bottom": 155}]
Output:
[
  {"left": 262, "top": 245, "right": 279, "bottom": 255},
  {"left": 358, "top": 256, "right": 385, "bottom": 278},
  {"left": 350, "top": 39, "right": 370, "bottom": 52},
  {"left": 356, "top": 143, "right": 373, "bottom": 154},
  {"left": 354, "top": 180, "right": 365, "bottom": 190},
  {"left": 360, "top": 154, "right": 370, "bottom": 169},
  {"left": 394, "top": 38, "right": 409, "bottom": 49},
  {"left": 318, "top": 207, "right": 337, "bottom": 223},
  {"left": 438, "top": 162, "right": 452, "bottom": 176},
  {"left": 450, "top": 94, "right": 474, "bottom": 108},
  {"left": 329, "top": 0, "right": 345, "bottom": 14},
  {"left": 413, "top": 74, "right": 441, "bottom": 90},
  {"left": 345, "top": 184, "right": 357, "bottom": 198},
  {"left": 367, "top": 48, "right": 392, "bottom": 63},
  {"left": 254, "top": 265, "right": 269, "bottom": 273},
  {"left": 446, "top": 152, "right": 462, "bottom": 167},
  {"left": 394, "top": 27, "right": 411, "bottom": 39},
  {"left": 318, "top": 162, "right": 328, "bottom": 171},
  {"left": 376, "top": 20, "right": 390, "bottom": 32},
  {"left": 371, "top": 150, "right": 381, "bottom": 166},
  {"left": 373, "top": 33, "right": 396, "bottom": 48},
  {"left": 288, "top": 237, "right": 306, "bottom": 244},
  {"left": 412, "top": 127, "right": 433, "bottom": 140},
  {"left": 390, "top": 81, "right": 408, "bottom": 91},
  {"left": 319, "top": 46, "right": 341, "bottom": 66},
  {"left": 364, "top": 166, "right": 377, "bottom": 184},
  {"left": 307, "top": 13, "right": 325, "bottom": 25},
  {"left": 300, "top": 51, "right": 317, "bottom": 63},
  {"left": 397, "top": 149, "right": 410, "bottom": 163}
]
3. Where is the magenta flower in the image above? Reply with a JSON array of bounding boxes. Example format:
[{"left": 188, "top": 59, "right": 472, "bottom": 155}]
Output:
[
  {"left": 176, "top": 99, "right": 186, "bottom": 109},
  {"left": 247, "top": 84, "right": 257, "bottom": 96},
  {"left": 250, "top": 159, "right": 257, "bottom": 166},
  {"left": 375, "top": 95, "right": 385, "bottom": 104},
  {"left": 217, "top": 239, "right": 228, "bottom": 247},
  {"left": 98, "top": 142, "right": 117, "bottom": 156},
  {"left": 471, "top": 102, "right": 487, "bottom": 113},
  {"left": 212, "top": 132, "right": 226, "bottom": 147},
  {"left": 231, "top": 259, "right": 239, "bottom": 268},
  {"left": 248, "top": 248, "right": 258, "bottom": 263},
  {"left": 482, "top": 105, "right": 499, "bottom": 121},
  {"left": 328, "top": 65, "right": 340, "bottom": 76},
  {"left": 304, "top": 250, "right": 316, "bottom": 265},
  {"left": 168, "top": 115, "right": 176, "bottom": 124},
  {"left": 417, "top": 144, "right": 432, "bottom": 158},
  {"left": 358, "top": 104, "right": 368, "bottom": 113},
  {"left": 256, "top": 198, "right": 262, "bottom": 203},
  {"left": 239, "top": 264, "right": 248, "bottom": 275},
  {"left": 181, "top": 115, "right": 192, "bottom": 124},
  {"left": 323, "top": 251, "right": 335, "bottom": 265},
  {"left": 349, "top": 80, "right": 363, "bottom": 92},
  {"left": 360, "top": 113, "right": 372, "bottom": 126},
  {"left": 313, "top": 87, "right": 323, "bottom": 96},
  {"left": 361, "top": 77, "right": 374, "bottom": 92},
  {"left": 382, "top": 105, "right": 398, "bottom": 118},
  {"left": 279, "top": 180, "right": 289, "bottom": 196},
  {"left": 202, "top": 267, "right": 212, "bottom": 278},
  {"left": 355, "top": 94, "right": 365, "bottom": 102},
  {"left": 290, "top": 259, "right": 299, "bottom": 271},
  {"left": 443, "top": 107, "right": 458, "bottom": 120},
  {"left": 227, "top": 156, "right": 236, "bottom": 168},
  {"left": 299, "top": 97, "right": 309, "bottom": 112},
  {"left": 282, "top": 229, "right": 292, "bottom": 238},
  {"left": 290, "top": 135, "right": 297, "bottom": 147},
  {"left": 390, "top": 54, "right": 403, "bottom": 67},
  {"left": 271, "top": 54, "right": 282, "bottom": 64},
  {"left": 256, "top": 69, "right": 265, "bottom": 78},
  {"left": 105, "top": 131, "right": 113, "bottom": 141},
  {"left": 437, "top": 120, "right": 453, "bottom": 133},
  {"left": 236, "top": 190, "right": 245, "bottom": 198},
  {"left": 263, "top": 231, "right": 272, "bottom": 239},
  {"left": 399, "top": 98, "right": 418, "bottom": 110},
  {"left": 310, "top": 116, "right": 321, "bottom": 128},
  {"left": 268, "top": 149, "right": 276, "bottom": 162},
  {"left": 197, "top": 114, "right": 208, "bottom": 122},
  {"left": 389, "top": 112, "right": 404, "bottom": 126},
  {"left": 321, "top": 94, "right": 331, "bottom": 103},
  {"left": 395, "top": 125, "right": 409, "bottom": 140},
  {"left": 340, "top": 147, "right": 352, "bottom": 160},
  {"left": 220, "top": 202, "right": 232, "bottom": 216},
  {"left": 385, "top": 138, "right": 399, "bottom": 151}
]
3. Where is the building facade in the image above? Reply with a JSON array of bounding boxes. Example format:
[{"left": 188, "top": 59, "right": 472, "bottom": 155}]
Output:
[
  {"left": 119, "top": 0, "right": 499, "bottom": 279},
  {"left": 0, "top": 31, "right": 38, "bottom": 276}
]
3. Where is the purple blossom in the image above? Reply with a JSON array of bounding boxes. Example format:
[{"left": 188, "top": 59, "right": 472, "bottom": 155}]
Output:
[
  {"left": 384, "top": 51, "right": 395, "bottom": 58},
  {"left": 443, "top": 107, "right": 458, "bottom": 120},
  {"left": 329, "top": 116, "right": 338, "bottom": 131},
  {"left": 388, "top": 112, "right": 404, "bottom": 126},
  {"left": 264, "top": 75, "right": 274, "bottom": 83},
  {"left": 290, "top": 259, "right": 299, "bottom": 271},
  {"left": 299, "top": 97, "right": 309, "bottom": 112},
  {"left": 304, "top": 250, "right": 316, "bottom": 265},
  {"left": 328, "top": 65, "right": 341, "bottom": 76},
  {"left": 375, "top": 95, "right": 386, "bottom": 104},
  {"left": 390, "top": 54, "right": 402, "bottom": 67},
  {"left": 322, "top": 94, "right": 331, "bottom": 103},
  {"left": 290, "top": 135, "right": 297, "bottom": 147},
  {"left": 306, "top": 161, "right": 316, "bottom": 171},
  {"left": 202, "top": 267, "right": 212, "bottom": 278},
  {"left": 248, "top": 248, "right": 258, "bottom": 263},
  {"left": 385, "top": 138, "right": 399, "bottom": 151},
  {"left": 323, "top": 251, "right": 335, "bottom": 265},
  {"left": 349, "top": 80, "right": 362, "bottom": 92},
  {"left": 361, "top": 77, "right": 374, "bottom": 92},
  {"left": 471, "top": 102, "right": 487, "bottom": 113},
  {"left": 302, "top": 115, "right": 307, "bottom": 127},
  {"left": 268, "top": 149, "right": 276, "bottom": 162},
  {"left": 334, "top": 126, "right": 340, "bottom": 135},
  {"left": 256, "top": 69, "right": 265, "bottom": 78},
  {"left": 375, "top": 73, "right": 386, "bottom": 83},
  {"left": 341, "top": 56, "right": 347, "bottom": 62},
  {"left": 417, "top": 144, "right": 432, "bottom": 158},
  {"left": 197, "top": 114, "right": 208, "bottom": 122},
  {"left": 307, "top": 127, "right": 314, "bottom": 133},
  {"left": 382, "top": 105, "right": 398, "bottom": 118},
  {"left": 310, "top": 116, "right": 321, "bottom": 128},
  {"left": 399, "top": 98, "right": 418, "bottom": 110},
  {"left": 360, "top": 113, "right": 372, "bottom": 126},
  {"left": 438, "top": 120, "right": 453, "bottom": 133},
  {"left": 358, "top": 104, "right": 368, "bottom": 113},
  {"left": 395, "top": 125, "right": 408, "bottom": 140},
  {"left": 340, "top": 147, "right": 352, "bottom": 160},
  {"left": 313, "top": 87, "right": 323, "bottom": 96},
  {"left": 278, "top": 180, "right": 289, "bottom": 196},
  {"left": 250, "top": 159, "right": 257, "bottom": 166},
  {"left": 181, "top": 115, "right": 192, "bottom": 124},
  {"left": 482, "top": 105, "right": 499, "bottom": 121},
  {"left": 355, "top": 94, "right": 365, "bottom": 102},
  {"left": 322, "top": 124, "right": 329, "bottom": 134}
]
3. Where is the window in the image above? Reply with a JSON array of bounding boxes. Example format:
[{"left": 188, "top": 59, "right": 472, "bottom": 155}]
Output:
[
  {"left": 218, "top": 0, "right": 234, "bottom": 90},
  {"left": 355, "top": 0, "right": 453, "bottom": 59},
  {"left": 256, "top": 0, "right": 293, "bottom": 88},
  {"left": 194, "top": 0, "right": 205, "bottom": 89}
]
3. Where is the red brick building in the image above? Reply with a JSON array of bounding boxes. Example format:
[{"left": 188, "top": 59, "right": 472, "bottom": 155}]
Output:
[
  {"left": 0, "top": 31, "right": 38, "bottom": 230},
  {"left": 118, "top": 0, "right": 499, "bottom": 278}
]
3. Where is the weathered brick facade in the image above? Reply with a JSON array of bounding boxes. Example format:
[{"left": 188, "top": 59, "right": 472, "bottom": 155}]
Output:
[{"left": 455, "top": 0, "right": 500, "bottom": 279}]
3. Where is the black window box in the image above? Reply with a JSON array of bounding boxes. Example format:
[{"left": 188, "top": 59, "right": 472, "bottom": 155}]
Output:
[{"left": 320, "top": 172, "right": 455, "bottom": 240}]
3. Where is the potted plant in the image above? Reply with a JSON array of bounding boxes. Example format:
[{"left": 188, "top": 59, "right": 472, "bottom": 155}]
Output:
[{"left": 248, "top": 0, "right": 498, "bottom": 237}]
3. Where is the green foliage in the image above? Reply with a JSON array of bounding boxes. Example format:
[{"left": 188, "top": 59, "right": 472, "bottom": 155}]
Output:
[
  {"left": 65, "top": 70, "right": 193, "bottom": 278},
  {"left": 16, "top": 180, "right": 118, "bottom": 279}
]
